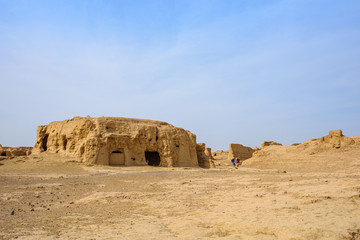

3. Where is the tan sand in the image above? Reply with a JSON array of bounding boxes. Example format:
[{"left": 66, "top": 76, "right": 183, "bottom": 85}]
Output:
[{"left": 1, "top": 151, "right": 360, "bottom": 239}]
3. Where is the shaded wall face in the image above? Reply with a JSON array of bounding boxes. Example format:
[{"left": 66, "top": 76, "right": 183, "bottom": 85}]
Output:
[
  {"left": 196, "top": 143, "right": 215, "bottom": 169},
  {"left": 228, "top": 144, "right": 254, "bottom": 161}
]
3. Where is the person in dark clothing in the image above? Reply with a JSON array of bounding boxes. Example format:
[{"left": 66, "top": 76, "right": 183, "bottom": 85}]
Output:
[
  {"left": 231, "top": 158, "right": 236, "bottom": 166},
  {"left": 236, "top": 158, "right": 240, "bottom": 167}
]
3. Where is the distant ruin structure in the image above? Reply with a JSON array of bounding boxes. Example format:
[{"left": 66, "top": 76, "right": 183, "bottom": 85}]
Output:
[
  {"left": 0, "top": 145, "right": 32, "bottom": 158},
  {"left": 228, "top": 143, "right": 254, "bottom": 162},
  {"left": 261, "top": 141, "right": 282, "bottom": 148},
  {"left": 320, "top": 130, "right": 355, "bottom": 148},
  {"left": 196, "top": 143, "right": 215, "bottom": 168},
  {"left": 32, "top": 116, "right": 214, "bottom": 168}
]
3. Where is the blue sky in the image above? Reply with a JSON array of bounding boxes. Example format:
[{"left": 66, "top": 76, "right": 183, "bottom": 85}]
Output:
[{"left": 1, "top": 0, "right": 360, "bottom": 150}]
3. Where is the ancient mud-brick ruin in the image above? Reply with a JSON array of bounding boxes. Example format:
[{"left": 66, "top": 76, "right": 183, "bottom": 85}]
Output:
[
  {"left": 0, "top": 144, "right": 32, "bottom": 158},
  {"left": 228, "top": 143, "right": 254, "bottom": 162},
  {"left": 196, "top": 143, "right": 215, "bottom": 168},
  {"left": 261, "top": 141, "right": 282, "bottom": 148},
  {"left": 319, "top": 130, "right": 355, "bottom": 148},
  {"left": 32, "top": 116, "right": 214, "bottom": 167}
]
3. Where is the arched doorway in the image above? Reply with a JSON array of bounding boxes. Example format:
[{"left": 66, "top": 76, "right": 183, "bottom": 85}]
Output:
[{"left": 109, "top": 149, "right": 125, "bottom": 165}]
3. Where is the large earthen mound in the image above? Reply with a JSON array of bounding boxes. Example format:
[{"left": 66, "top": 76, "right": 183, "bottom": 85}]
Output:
[{"left": 32, "top": 116, "right": 203, "bottom": 167}]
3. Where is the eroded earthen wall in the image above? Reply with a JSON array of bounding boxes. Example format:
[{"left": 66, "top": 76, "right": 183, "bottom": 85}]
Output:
[
  {"left": 196, "top": 143, "right": 215, "bottom": 168},
  {"left": 228, "top": 143, "right": 254, "bottom": 162},
  {"left": 32, "top": 116, "right": 199, "bottom": 167},
  {"left": 320, "top": 130, "right": 355, "bottom": 148}
]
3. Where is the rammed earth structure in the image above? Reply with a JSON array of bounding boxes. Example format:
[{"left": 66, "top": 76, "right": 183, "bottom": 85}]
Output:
[{"left": 32, "top": 116, "right": 206, "bottom": 167}]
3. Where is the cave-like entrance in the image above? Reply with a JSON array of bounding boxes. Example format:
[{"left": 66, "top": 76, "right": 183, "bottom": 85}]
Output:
[
  {"left": 109, "top": 149, "right": 125, "bottom": 165},
  {"left": 145, "top": 151, "right": 161, "bottom": 166},
  {"left": 42, "top": 134, "right": 49, "bottom": 151}
]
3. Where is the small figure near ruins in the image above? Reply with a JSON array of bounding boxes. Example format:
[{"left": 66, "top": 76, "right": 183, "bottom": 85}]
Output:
[
  {"left": 236, "top": 158, "right": 240, "bottom": 168},
  {"left": 231, "top": 158, "right": 236, "bottom": 167}
]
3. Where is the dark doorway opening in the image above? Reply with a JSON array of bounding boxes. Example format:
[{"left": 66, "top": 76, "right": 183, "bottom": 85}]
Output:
[
  {"left": 1, "top": 152, "right": 6, "bottom": 156},
  {"left": 42, "top": 134, "right": 49, "bottom": 151},
  {"left": 63, "top": 138, "right": 67, "bottom": 150},
  {"left": 145, "top": 151, "right": 161, "bottom": 166}
]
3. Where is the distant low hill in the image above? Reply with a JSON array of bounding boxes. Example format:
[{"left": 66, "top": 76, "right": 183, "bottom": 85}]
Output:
[{"left": 242, "top": 130, "right": 360, "bottom": 173}]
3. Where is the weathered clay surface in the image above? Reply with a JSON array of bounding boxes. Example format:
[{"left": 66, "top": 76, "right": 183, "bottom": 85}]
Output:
[
  {"left": 204, "top": 148, "right": 213, "bottom": 160},
  {"left": 261, "top": 141, "right": 282, "bottom": 148},
  {"left": 0, "top": 145, "right": 32, "bottom": 158},
  {"left": 228, "top": 143, "right": 254, "bottom": 163},
  {"left": 212, "top": 150, "right": 228, "bottom": 158},
  {"left": 319, "top": 130, "right": 355, "bottom": 148},
  {"left": 196, "top": 143, "right": 215, "bottom": 168},
  {"left": 245, "top": 130, "right": 358, "bottom": 169},
  {"left": 32, "top": 116, "right": 200, "bottom": 167}
]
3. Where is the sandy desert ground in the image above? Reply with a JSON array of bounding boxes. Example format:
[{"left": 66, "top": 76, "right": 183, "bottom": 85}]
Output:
[{"left": 1, "top": 147, "right": 360, "bottom": 240}]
